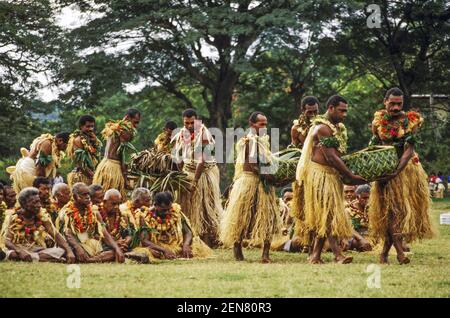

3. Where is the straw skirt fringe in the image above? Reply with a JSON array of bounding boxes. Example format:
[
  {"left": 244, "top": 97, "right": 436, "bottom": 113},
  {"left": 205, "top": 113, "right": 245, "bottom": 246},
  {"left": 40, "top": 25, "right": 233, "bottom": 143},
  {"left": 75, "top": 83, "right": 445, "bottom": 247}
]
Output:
[
  {"left": 92, "top": 158, "right": 125, "bottom": 197},
  {"left": 220, "top": 172, "right": 279, "bottom": 247},
  {"left": 369, "top": 159, "right": 433, "bottom": 243},
  {"left": 179, "top": 164, "right": 222, "bottom": 238},
  {"left": 302, "top": 162, "right": 353, "bottom": 240}
]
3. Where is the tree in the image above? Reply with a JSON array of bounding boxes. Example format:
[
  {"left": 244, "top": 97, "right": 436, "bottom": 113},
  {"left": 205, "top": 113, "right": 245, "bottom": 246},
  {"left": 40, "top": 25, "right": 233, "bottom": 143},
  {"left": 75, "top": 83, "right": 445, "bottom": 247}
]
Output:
[
  {"left": 0, "top": 0, "right": 62, "bottom": 157},
  {"left": 335, "top": 0, "right": 450, "bottom": 109},
  {"left": 57, "top": 0, "right": 303, "bottom": 130}
]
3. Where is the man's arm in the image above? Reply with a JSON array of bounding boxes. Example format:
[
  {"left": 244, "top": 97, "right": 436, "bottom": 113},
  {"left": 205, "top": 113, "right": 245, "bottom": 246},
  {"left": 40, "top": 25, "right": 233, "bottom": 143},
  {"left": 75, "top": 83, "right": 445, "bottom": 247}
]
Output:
[
  {"left": 99, "top": 212, "right": 124, "bottom": 263},
  {"left": 317, "top": 125, "right": 366, "bottom": 185},
  {"left": 394, "top": 143, "right": 414, "bottom": 174},
  {"left": 291, "top": 125, "right": 299, "bottom": 146},
  {"left": 64, "top": 229, "right": 90, "bottom": 263},
  {"left": 191, "top": 156, "right": 205, "bottom": 192},
  {"left": 36, "top": 140, "right": 52, "bottom": 177},
  {"left": 181, "top": 221, "right": 193, "bottom": 258},
  {"left": 73, "top": 137, "right": 94, "bottom": 178},
  {"left": 5, "top": 229, "right": 32, "bottom": 261},
  {"left": 139, "top": 230, "right": 176, "bottom": 259},
  {"left": 43, "top": 220, "right": 75, "bottom": 263}
]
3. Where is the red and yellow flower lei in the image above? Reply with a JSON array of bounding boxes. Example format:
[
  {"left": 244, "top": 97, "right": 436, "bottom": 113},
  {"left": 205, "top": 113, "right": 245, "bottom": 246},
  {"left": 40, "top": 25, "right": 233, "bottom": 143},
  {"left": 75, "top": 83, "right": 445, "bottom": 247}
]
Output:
[
  {"left": 68, "top": 202, "right": 94, "bottom": 233},
  {"left": 99, "top": 203, "right": 121, "bottom": 238},
  {"left": 373, "top": 109, "right": 422, "bottom": 141},
  {"left": 10, "top": 208, "right": 47, "bottom": 244},
  {"left": 145, "top": 206, "right": 179, "bottom": 232}
]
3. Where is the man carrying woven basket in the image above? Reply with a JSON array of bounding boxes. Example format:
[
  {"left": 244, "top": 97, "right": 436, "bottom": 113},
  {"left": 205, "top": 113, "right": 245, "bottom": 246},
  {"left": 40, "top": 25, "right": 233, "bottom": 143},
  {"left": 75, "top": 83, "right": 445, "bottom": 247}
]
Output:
[
  {"left": 220, "top": 111, "right": 280, "bottom": 263},
  {"left": 295, "top": 95, "right": 366, "bottom": 264},
  {"left": 369, "top": 87, "right": 433, "bottom": 264}
]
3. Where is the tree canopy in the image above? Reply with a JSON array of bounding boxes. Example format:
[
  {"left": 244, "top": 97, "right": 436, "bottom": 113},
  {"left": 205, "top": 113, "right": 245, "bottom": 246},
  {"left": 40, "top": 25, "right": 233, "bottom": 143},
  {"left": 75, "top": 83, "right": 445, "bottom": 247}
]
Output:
[{"left": 1, "top": 0, "right": 449, "bottom": 179}]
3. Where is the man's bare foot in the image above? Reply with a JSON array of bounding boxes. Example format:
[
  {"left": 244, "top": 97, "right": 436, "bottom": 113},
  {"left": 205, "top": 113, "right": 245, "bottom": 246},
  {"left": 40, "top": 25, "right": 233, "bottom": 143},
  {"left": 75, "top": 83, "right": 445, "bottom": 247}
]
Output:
[
  {"left": 379, "top": 254, "right": 389, "bottom": 264},
  {"left": 125, "top": 252, "right": 150, "bottom": 264},
  {"left": 335, "top": 255, "right": 353, "bottom": 264},
  {"left": 261, "top": 258, "right": 272, "bottom": 264},
  {"left": 309, "top": 258, "right": 324, "bottom": 264},
  {"left": 233, "top": 244, "right": 244, "bottom": 261},
  {"left": 397, "top": 254, "right": 410, "bottom": 265}
]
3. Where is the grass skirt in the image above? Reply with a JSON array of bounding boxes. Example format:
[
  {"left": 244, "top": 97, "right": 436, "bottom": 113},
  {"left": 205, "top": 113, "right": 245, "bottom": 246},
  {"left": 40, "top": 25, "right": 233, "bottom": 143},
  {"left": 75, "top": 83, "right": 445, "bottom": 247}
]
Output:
[
  {"left": 302, "top": 162, "right": 353, "bottom": 240},
  {"left": 179, "top": 163, "right": 222, "bottom": 238},
  {"left": 68, "top": 170, "right": 92, "bottom": 188},
  {"left": 290, "top": 181, "right": 312, "bottom": 246},
  {"left": 220, "top": 172, "right": 279, "bottom": 247},
  {"left": 92, "top": 158, "right": 125, "bottom": 197},
  {"left": 369, "top": 159, "right": 433, "bottom": 243}
]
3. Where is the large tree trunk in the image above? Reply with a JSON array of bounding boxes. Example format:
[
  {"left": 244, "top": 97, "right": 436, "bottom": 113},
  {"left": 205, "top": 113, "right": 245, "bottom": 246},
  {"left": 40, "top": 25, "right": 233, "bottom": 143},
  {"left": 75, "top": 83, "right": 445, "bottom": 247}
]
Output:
[{"left": 205, "top": 70, "right": 240, "bottom": 190}]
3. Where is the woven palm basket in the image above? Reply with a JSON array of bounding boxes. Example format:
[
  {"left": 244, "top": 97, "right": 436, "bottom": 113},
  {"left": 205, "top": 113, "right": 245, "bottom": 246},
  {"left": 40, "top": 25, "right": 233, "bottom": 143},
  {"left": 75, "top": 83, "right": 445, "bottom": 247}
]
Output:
[
  {"left": 341, "top": 145, "right": 398, "bottom": 183},
  {"left": 264, "top": 147, "right": 302, "bottom": 187}
]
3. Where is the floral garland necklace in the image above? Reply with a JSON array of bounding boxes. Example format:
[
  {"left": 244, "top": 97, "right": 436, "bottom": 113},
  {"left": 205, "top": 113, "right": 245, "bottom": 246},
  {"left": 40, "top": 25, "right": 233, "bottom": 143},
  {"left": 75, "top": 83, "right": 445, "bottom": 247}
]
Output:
[
  {"left": 77, "top": 130, "right": 102, "bottom": 156},
  {"left": 101, "top": 119, "right": 136, "bottom": 140},
  {"left": 375, "top": 110, "right": 420, "bottom": 141},
  {"left": 100, "top": 204, "right": 120, "bottom": 237},
  {"left": 127, "top": 201, "right": 146, "bottom": 218},
  {"left": 13, "top": 209, "right": 44, "bottom": 242},
  {"left": 69, "top": 202, "right": 94, "bottom": 233},
  {"left": 314, "top": 114, "right": 348, "bottom": 154},
  {"left": 293, "top": 113, "right": 313, "bottom": 137},
  {"left": 147, "top": 207, "right": 178, "bottom": 232}
]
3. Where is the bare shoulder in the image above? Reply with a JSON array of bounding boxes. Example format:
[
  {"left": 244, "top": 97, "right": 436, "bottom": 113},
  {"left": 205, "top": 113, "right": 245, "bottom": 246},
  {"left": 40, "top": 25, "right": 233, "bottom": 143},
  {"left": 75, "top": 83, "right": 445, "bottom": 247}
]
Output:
[
  {"left": 39, "top": 140, "right": 52, "bottom": 154},
  {"left": 73, "top": 136, "right": 83, "bottom": 148},
  {"left": 314, "top": 124, "right": 333, "bottom": 138}
]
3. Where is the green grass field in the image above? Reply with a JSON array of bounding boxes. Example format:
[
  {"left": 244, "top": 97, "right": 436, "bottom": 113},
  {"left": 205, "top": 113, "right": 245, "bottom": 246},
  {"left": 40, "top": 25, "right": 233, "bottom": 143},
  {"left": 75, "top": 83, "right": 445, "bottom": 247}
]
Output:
[{"left": 1, "top": 199, "right": 450, "bottom": 298}]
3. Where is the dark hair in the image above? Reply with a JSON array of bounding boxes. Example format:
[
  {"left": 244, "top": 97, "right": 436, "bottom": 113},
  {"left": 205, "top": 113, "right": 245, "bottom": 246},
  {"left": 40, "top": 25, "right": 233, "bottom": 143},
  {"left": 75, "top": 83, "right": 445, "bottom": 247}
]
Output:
[
  {"left": 55, "top": 132, "right": 70, "bottom": 144},
  {"left": 356, "top": 184, "right": 371, "bottom": 195},
  {"left": 126, "top": 108, "right": 141, "bottom": 118},
  {"left": 154, "top": 192, "right": 173, "bottom": 206},
  {"left": 301, "top": 96, "right": 320, "bottom": 110},
  {"left": 384, "top": 87, "right": 403, "bottom": 100},
  {"left": 32, "top": 177, "right": 51, "bottom": 188},
  {"left": 249, "top": 111, "right": 266, "bottom": 124},
  {"left": 0, "top": 183, "right": 4, "bottom": 192},
  {"left": 88, "top": 184, "right": 103, "bottom": 196},
  {"left": 182, "top": 108, "right": 197, "bottom": 118},
  {"left": 164, "top": 121, "right": 178, "bottom": 130},
  {"left": 281, "top": 187, "right": 293, "bottom": 196},
  {"left": 326, "top": 95, "right": 347, "bottom": 108},
  {"left": 18, "top": 187, "right": 39, "bottom": 207},
  {"left": 78, "top": 115, "right": 96, "bottom": 128}
]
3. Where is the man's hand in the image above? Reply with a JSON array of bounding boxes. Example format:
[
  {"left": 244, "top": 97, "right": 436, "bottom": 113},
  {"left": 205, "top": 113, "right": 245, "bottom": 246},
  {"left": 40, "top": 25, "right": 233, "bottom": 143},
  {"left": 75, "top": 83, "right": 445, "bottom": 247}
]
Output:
[
  {"left": 163, "top": 249, "right": 177, "bottom": 260},
  {"left": 66, "top": 250, "right": 76, "bottom": 264},
  {"left": 74, "top": 246, "right": 90, "bottom": 263},
  {"left": 18, "top": 250, "right": 32, "bottom": 262},
  {"left": 181, "top": 245, "right": 193, "bottom": 259},
  {"left": 117, "top": 239, "right": 129, "bottom": 252},
  {"left": 341, "top": 240, "right": 350, "bottom": 252},
  {"left": 359, "top": 239, "right": 372, "bottom": 252},
  {"left": 349, "top": 174, "right": 367, "bottom": 185},
  {"left": 115, "top": 248, "right": 125, "bottom": 263},
  {"left": 375, "top": 171, "right": 398, "bottom": 183}
]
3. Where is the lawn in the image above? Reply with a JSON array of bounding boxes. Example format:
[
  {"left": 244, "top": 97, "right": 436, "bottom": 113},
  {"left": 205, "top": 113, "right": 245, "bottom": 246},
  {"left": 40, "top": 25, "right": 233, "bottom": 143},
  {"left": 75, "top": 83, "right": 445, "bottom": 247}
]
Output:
[{"left": 1, "top": 199, "right": 450, "bottom": 298}]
